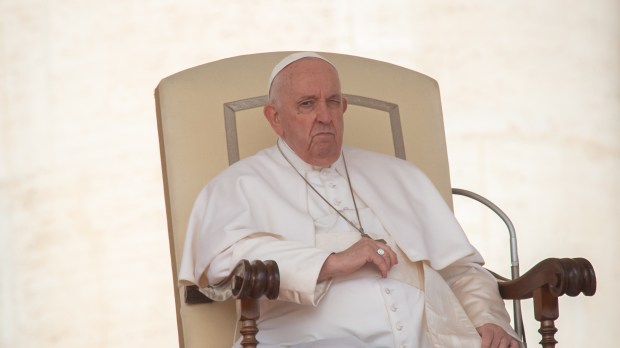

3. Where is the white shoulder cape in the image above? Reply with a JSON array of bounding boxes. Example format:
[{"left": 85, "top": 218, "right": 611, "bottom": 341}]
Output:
[{"left": 179, "top": 145, "right": 483, "bottom": 287}]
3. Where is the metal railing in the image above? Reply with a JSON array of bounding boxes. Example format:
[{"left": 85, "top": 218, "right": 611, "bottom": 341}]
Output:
[{"left": 452, "top": 188, "right": 526, "bottom": 347}]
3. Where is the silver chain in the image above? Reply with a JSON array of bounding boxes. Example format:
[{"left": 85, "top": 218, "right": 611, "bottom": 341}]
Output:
[{"left": 276, "top": 140, "right": 370, "bottom": 239}]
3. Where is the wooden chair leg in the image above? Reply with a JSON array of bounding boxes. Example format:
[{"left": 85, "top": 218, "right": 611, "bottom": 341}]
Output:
[
  {"left": 533, "top": 287, "right": 559, "bottom": 348},
  {"left": 239, "top": 298, "right": 260, "bottom": 348}
]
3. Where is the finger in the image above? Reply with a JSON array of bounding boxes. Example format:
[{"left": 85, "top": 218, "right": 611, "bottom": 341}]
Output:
[
  {"left": 371, "top": 253, "right": 390, "bottom": 277},
  {"left": 500, "top": 336, "right": 519, "bottom": 348},
  {"left": 479, "top": 330, "right": 492, "bottom": 348},
  {"left": 488, "top": 330, "right": 501, "bottom": 348},
  {"left": 368, "top": 247, "right": 392, "bottom": 277},
  {"left": 504, "top": 337, "right": 519, "bottom": 348},
  {"left": 373, "top": 242, "right": 396, "bottom": 264},
  {"left": 497, "top": 336, "right": 509, "bottom": 348},
  {"left": 377, "top": 244, "right": 398, "bottom": 271},
  {"left": 384, "top": 244, "right": 398, "bottom": 265}
]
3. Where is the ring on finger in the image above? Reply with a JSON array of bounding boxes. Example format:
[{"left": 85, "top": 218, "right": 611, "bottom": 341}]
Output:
[{"left": 376, "top": 248, "right": 385, "bottom": 256}]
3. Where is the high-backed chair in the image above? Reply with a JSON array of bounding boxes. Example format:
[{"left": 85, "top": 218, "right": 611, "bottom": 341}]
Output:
[{"left": 155, "top": 52, "right": 596, "bottom": 348}]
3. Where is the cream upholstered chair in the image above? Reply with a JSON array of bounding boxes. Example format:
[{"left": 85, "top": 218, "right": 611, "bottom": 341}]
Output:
[{"left": 155, "top": 52, "right": 595, "bottom": 348}]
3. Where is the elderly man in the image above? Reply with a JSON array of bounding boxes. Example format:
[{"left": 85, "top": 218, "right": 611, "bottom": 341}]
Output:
[{"left": 179, "top": 52, "right": 520, "bottom": 347}]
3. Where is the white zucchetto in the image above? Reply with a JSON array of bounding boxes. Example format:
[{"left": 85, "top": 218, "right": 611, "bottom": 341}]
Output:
[{"left": 268, "top": 52, "right": 335, "bottom": 97}]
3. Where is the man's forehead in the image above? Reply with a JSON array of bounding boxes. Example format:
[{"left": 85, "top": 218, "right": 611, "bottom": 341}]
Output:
[{"left": 285, "top": 64, "right": 342, "bottom": 100}]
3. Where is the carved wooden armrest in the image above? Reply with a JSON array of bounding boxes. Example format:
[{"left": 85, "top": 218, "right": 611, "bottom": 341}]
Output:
[
  {"left": 184, "top": 260, "right": 280, "bottom": 348},
  {"left": 497, "top": 258, "right": 596, "bottom": 348}
]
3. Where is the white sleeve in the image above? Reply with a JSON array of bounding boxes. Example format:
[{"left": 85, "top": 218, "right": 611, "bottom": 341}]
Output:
[
  {"left": 206, "top": 234, "right": 333, "bottom": 306},
  {"left": 439, "top": 263, "right": 519, "bottom": 339}
]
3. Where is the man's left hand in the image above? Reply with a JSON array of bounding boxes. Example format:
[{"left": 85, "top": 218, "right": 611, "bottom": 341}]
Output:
[{"left": 476, "top": 323, "right": 519, "bottom": 348}]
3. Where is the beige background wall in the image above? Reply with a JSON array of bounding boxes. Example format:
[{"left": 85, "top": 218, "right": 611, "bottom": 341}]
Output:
[{"left": 1, "top": 1, "right": 618, "bottom": 347}]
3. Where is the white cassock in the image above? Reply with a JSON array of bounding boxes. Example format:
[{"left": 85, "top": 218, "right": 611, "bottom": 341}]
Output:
[{"left": 179, "top": 139, "right": 518, "bottom": 347}]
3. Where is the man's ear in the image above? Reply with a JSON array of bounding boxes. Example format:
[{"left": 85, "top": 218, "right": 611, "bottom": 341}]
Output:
[
  {"left": 263, "top": 104, "right": 284, "bottom": 136},
  {"left": 342, "top": 96, "right": 348, "bottom": 113}
]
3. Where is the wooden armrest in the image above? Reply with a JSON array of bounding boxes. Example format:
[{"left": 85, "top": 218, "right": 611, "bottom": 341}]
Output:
[
  {"left": 184, "top": 260, "right": 279, "bottom": 348},
  {"left": 498, "top": 257, "right": 596, "bottom": 300},
  {"left": 184, "top": 259, "right": 280, "bottom": 304},
  {"left": 497, "top": 257, "right": 596, "bottom": 348}
]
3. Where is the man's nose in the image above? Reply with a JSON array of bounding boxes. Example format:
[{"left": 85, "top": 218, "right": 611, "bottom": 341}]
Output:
[{"left": 315, "top": 101, "right": 333, "bottom": 123}]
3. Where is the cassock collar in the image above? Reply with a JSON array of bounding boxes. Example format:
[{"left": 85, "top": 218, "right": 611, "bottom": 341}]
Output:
[{"left": 276, "top": 138, "right": 345, "bottom": 176}]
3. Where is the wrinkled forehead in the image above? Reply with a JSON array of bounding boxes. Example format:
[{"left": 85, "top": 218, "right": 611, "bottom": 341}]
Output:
[{"left": 268, "top": 52, "right": 337, "bottom": 96}]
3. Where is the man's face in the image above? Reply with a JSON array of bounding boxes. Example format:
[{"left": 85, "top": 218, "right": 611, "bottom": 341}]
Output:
[{"left": 264, "top": 58, "right": 347, "bottom": 167}]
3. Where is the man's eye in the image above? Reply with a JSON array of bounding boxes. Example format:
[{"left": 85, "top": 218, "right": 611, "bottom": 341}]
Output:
[
  {"left": 327, "top": 99, "right": 341, "bottom": 108},
  {"left": 299, "top": 100, "right": 315, "bottom": 108}
]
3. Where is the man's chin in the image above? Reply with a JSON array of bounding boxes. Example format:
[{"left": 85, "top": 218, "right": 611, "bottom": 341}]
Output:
[{"left": 307, "top": 142, "right": 341, "bottom": 166}]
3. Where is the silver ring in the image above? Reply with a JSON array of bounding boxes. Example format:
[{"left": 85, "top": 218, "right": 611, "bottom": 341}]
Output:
[{"left": 376, "top": 248, "right": 385, "bottom": 256}]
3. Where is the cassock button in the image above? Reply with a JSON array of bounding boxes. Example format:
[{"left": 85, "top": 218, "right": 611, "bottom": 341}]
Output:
[
  {"left": 391, "top": 305, "right": 398, "bottom": 312},
  {"left": 384, "top": 288, "right": 391, "bottom": 294},
  {"left": 396, "top": 323, "right": 403, "bottom": 331},
  {"left": 328, "top": 182, "right": 336, "bottom": 188}
]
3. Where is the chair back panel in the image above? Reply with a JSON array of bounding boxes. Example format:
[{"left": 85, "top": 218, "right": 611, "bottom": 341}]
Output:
[{"left": 155, "top": 52, "right": 452, "bottom": 348}]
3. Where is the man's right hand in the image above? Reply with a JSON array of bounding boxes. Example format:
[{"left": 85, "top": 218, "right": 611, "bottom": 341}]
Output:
[{"left": 317, "top": 237, "right": 398, "bottom": 282}]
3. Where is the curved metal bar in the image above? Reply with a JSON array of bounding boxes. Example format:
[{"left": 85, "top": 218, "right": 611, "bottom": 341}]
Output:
[
  {"left": 452, "top": 188, "right": 525, "bottom": 346},
  {"left": 452, "top": 188, "right": 520, "bottom": 275}
]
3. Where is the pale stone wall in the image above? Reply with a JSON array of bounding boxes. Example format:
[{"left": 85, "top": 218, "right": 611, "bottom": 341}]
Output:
[{"left": 1, "top": 1, "right": 617, "bottom": 347}]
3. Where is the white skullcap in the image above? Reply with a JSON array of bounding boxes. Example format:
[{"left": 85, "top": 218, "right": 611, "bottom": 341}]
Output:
[{"left": 268, "top": 52, "right": 335, "bottom": 97}]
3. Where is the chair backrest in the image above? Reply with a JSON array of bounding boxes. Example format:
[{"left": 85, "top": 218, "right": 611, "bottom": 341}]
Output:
[{"left": 155, "top": 52, "right": 452, "bottom": 348}]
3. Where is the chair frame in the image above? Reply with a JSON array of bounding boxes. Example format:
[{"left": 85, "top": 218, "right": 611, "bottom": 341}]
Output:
[{"left": 155, "top": 52, "right": 596, "bottom": 348}]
